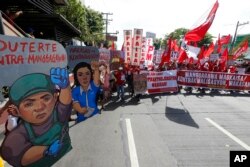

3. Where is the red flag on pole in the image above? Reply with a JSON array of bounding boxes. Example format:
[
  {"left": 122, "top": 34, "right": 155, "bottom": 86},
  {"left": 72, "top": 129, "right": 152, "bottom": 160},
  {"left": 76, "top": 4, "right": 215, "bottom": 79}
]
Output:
[
  {"left": 207, "top": 0, "right": 219, "bottom": 19},
  {"left": 177, "top": 49, "right": 188, "bottom": 63},
  {"left": 198, "top": 46, "right": 205, "bottom": 60},
  {"left": 111, "top": 41, "right": 115, "bottom": 50},
  {"left": 184, "top": 0, "right": 219, "bottom": 42},
  {"left": 171, "top": 39, "right": 179, "bottom": 51},
  {"left": 217, "top": 34, "right": 231, "bottom": 53},
  {"left": 197, "top": 46, "right": 205, "bottom": 68},
  {"left": 233, "top": 39, "right": 249, "bottom": 60},
  {"left": 159, "top": 38, "right": 172, "bottom": 68},
  {"left": 216, "top": 33, "right": 221, "bottom": 53},
  {"left": 220, "top": 48, "right": 228, "bottom": 71},
  {"left": 203, "top": 42, "right": 215, "bottom": 58},
  {"left": 220, "top": 34, "right": 231, "bottom": 45}
]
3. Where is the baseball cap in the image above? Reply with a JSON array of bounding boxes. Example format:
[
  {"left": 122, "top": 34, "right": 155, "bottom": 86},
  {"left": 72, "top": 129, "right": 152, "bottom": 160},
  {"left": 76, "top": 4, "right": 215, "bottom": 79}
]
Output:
[{"left": 9, "top": 73, "right": 55, "bottom": 106}]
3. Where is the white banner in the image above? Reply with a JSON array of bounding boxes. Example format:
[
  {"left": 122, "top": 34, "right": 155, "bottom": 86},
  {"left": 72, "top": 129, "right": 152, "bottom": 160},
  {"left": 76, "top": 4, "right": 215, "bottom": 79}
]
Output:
[
  {"left": 140, "top": 37, "right": 147, "bottom": 64},
  {"left": 132, "top": 28, "right": 143, "bottom": 66},
  {"left": 154, "top": 50, "right": 163, "bottom": 64},
  {"left": 186, "top": 45, "right": 200, "bottom": 59},
  {"left": 141, "top": 70, "right": 178, "bottom": 94},
  {"left": 123, "top": 30, "right": 133, "bottom": 64},
  {"left": 171, "top": 51, "right": 179, "bottom": 61},
  {"left": 145, "top": 45, "right": 155, "bottom": 69},
  {"left": 181, "top": 41, "right": 200, "bottom": 59},
  {"left": 0, "top": 35, "right": 67, "bottom": 89}
]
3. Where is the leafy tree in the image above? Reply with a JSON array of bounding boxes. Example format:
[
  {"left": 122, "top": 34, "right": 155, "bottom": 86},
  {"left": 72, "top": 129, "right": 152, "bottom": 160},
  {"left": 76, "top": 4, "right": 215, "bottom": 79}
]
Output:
[
  {"left": 55, "top": 0, "right": 104, "bottom": 45},
  {"left": 153, "top": 38, "right": 163, "bottom": 50},
  {"left": 85, "top": 7, "right": 105, "bottom": 45}
]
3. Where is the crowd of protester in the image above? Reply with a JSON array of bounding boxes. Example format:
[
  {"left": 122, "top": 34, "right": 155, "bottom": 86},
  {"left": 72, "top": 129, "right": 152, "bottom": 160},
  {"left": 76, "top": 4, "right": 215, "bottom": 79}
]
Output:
[{"left": 1, "top": 50, "right": 250, "bottom": 166}]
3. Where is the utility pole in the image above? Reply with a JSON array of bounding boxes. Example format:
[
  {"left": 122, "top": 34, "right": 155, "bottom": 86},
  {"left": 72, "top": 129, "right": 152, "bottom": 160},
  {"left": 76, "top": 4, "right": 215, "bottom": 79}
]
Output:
[
  {"left": 229, "top": 21, "right": 249, "bottom": 54},
  {"left": 101, "top": 12, "right": 113, "bottom": 41}
]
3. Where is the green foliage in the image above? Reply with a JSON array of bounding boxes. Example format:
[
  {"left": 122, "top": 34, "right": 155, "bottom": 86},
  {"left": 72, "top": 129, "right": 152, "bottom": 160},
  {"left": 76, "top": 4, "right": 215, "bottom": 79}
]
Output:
[
  {"left": 199, "top": 33, "right": 213, "bottom": 47},
  {"left": 153, "top": 38, "right": 163, "bottom": 50},
  {"left": 55, "top": 0, "right": 104, "bottom": 45},
  {"left": 85, "top": 7, "right": 105, "bottom": 44},
  {"left": 168, "top": 28, "right": 188, "bottom": 40}
]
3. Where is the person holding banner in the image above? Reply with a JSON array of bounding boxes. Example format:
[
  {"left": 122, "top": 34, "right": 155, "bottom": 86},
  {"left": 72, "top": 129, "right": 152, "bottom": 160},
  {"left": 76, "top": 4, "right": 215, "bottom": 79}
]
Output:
[
  {"left": 71, "top": 61, "right": 100, "bottom": 122},
  {"left": 0, "top": 68, "right": 72, "bottom": 167}
]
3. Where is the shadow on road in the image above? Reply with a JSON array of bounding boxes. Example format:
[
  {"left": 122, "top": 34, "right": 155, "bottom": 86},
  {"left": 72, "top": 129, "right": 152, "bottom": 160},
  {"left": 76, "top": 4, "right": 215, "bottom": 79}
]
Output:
[
  {"left": 182, "top": 90, "right": 250, "bottom": 98},
  {"left": 165, "top": 106, "right": 199, "bottom": 129},
  {"left": 103, "top": 94, "right": 140, "bottom": 111}
]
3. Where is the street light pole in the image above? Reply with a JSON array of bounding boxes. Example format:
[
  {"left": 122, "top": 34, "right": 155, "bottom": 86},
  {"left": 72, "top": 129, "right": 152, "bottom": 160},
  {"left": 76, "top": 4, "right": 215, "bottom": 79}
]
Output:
[
  {"left": 101, "top": 12, "right": 113, "bottom": 41},
  {"left": 229, "top": 21, "right": 249, "bottom": 54}
]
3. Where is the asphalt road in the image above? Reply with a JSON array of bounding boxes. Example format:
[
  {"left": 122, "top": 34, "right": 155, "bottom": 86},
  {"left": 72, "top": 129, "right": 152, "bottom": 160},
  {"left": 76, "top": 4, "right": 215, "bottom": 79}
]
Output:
[{"left": 2, "top": 89, "right": 250, "bottom": 167}]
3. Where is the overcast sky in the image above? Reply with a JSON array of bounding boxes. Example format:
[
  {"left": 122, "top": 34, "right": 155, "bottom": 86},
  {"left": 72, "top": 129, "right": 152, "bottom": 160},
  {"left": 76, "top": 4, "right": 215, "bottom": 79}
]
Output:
[{"left": 82, "top": 0, "right": 250, "bottom": 49}]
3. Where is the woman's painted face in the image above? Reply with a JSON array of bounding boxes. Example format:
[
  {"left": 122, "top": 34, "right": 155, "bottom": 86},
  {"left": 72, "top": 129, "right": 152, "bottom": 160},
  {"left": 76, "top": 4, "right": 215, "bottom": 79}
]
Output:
[
  {"left": 19, "top": 92, "right": 57, "bottom": 125},
  {"left": 77, "top": 67, "right": 91, "bottom": 87}
]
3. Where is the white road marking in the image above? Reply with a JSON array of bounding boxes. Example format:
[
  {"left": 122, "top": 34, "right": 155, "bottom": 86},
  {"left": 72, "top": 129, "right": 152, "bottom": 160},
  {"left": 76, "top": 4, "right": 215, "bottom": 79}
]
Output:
[
  {"left": 205, "top": 117, "right": 250, "bottom": 150},
  {"left": 125, "top": 118, "right": 139, "bottom": 167}
]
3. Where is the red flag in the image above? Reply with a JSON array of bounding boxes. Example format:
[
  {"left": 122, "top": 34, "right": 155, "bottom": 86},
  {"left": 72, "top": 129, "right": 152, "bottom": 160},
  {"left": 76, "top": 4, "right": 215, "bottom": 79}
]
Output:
[
  {"left": 203, "top": 42, "right": 214, "bottom": 58},
  {"left": 219, "top": 34, "right": 231, "bottom": 45},
  {"left": 159, "top": 38, "right": 172, "bottom": 68},
  {"left": 159, "top": 50, "right": 168, "bottom": 68},
  {"left": 207, "top": 0, "right": 219, "bottom": 19},
  {"left": 121, "top": 42, "right": 125, "bottom": 51},
  {"left": 171, "top": 39, "right": 179, "bottom": 51},
  {"left": 197, "top": 46, "right": 205, "bottom": 68},
  {"left": 233, "top": 39, "right": 249, "bottom": 60},
  {"left": 220, "top": 48, "right": 228, "bottom": 62},
  {"left": 199, "top": 46, "right": 205, "bottom": 59},
  {"left": 184, "top": 0, "right": 219, "bottom": 42},
  {"left": 216, "top": 33, "right": 221, "bottom": 53},
  {"left": 217, "top": 34, "right": 231, "bottom": 53},
  {"left": 110, "top": 41, "right": 115, "bottom": 50},
  {"left": 177, "top": 49, "right": 188, "bottom": 63},
  {"left": 220, "top": 48, "right": 228, "bottom": 71}
]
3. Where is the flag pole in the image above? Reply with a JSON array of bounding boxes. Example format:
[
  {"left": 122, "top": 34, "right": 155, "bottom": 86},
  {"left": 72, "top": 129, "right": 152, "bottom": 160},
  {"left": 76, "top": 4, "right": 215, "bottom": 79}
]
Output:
[{"left": 229, "top": 21, "right": 239, "bottom": 54}]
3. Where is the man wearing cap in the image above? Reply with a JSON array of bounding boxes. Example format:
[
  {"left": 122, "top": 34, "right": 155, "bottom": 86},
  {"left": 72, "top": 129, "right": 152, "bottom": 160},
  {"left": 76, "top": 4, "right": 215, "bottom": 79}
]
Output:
[{"left": 0, "top": 67, "right": 72, "bottom": 167}]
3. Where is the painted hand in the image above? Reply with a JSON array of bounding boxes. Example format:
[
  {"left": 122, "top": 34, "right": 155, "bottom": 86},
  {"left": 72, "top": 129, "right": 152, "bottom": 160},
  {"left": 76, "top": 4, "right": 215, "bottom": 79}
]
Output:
[
  {"left": 45, "top": 140, "right": 62, "bottom": 156},
  {"left": 7, "top": 104, "right": 19, "bottom": 115},
  {"left": 84, "top": 107, "right": 95, "bottom": 117},
  {"left": 50, "top": 67, "right": 69, "bottom": 89},
  {"left": 91, "top": 61, "right": 99, "bottom": 71}
]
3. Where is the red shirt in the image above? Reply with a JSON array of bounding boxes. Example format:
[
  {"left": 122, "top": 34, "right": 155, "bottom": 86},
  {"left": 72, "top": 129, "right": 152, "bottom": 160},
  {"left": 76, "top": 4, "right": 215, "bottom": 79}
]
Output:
[{"left": 114, "top": 71, "right": 126, "bottom": 86}]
